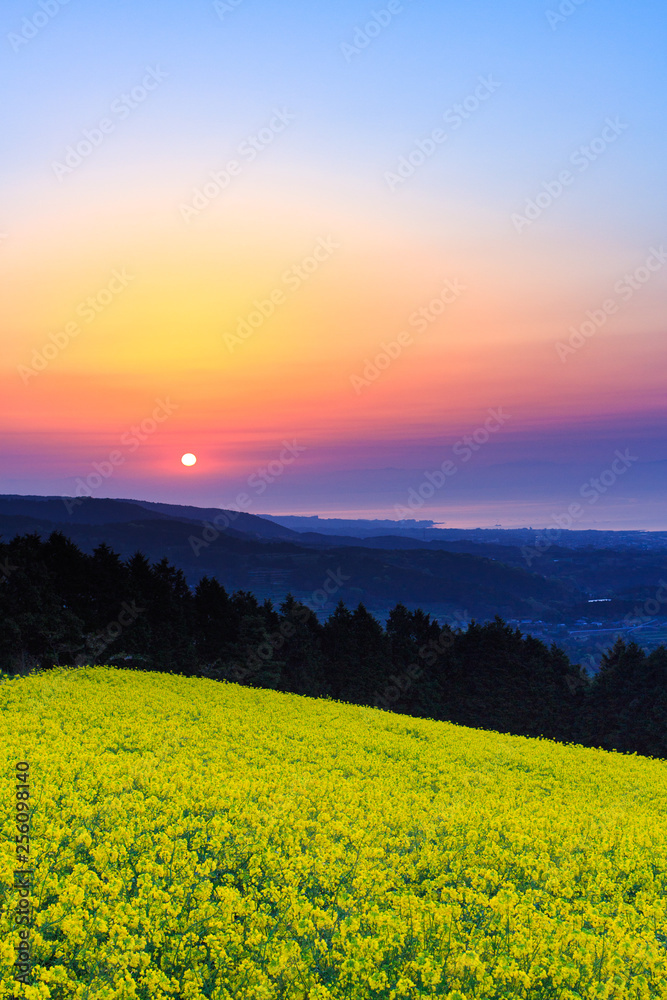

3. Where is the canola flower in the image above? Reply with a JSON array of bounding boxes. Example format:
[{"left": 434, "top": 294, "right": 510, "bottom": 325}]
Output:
[{"left": 1, "top": 665, "right": 667, "bottom": 999}]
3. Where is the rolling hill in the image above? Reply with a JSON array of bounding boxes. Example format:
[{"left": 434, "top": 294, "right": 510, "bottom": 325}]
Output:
[
  {"left": 0, "top": 495, "right": 581, "bottom": 619},
  {"left": 2, "top": 665, "right": 667, "bottom": 998}
]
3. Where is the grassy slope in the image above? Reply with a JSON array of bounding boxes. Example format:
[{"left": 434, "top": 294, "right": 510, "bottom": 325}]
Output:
[{"left": 1, "top": 666, "right": 667, "bottom": 999}]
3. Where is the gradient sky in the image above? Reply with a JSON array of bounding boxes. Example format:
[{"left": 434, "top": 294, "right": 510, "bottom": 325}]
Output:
[{"left": 2, "top": 0, "right": 665, "bottom": 528}]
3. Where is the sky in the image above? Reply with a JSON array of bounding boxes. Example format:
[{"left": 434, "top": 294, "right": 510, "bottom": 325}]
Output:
[{"left": 2, "top": 0, "right": 666, "bottom": 528}]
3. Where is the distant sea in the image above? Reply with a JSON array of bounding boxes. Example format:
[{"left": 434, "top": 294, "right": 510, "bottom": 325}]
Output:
[{"left": 273, "top": 499, "right": 666, "bottom": 532}]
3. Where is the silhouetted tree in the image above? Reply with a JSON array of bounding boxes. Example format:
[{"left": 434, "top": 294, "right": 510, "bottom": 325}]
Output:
[
  {"left": 321, "top": 601, "right": 357, "bottom": 699},
  {"left": 277, "top": 595, "right": 327, "bottom": 697},
  {"left": 193, "top": 576, "right": 233, "bottom": 674}
]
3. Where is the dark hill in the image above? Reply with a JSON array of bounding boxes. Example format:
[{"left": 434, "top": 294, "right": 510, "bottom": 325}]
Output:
[{"left": 0, "top": 496, "right": 581, "bottom": 620}]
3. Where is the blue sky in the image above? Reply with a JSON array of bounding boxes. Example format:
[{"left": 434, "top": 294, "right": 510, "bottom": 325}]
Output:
[{"left": 2, "top": 0, "right": 666, "bottom": 527}]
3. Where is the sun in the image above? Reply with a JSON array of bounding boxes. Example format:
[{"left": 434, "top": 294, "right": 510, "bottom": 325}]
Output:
[{"left": 181, "top": 453, "right": 197, "bottom": 467}]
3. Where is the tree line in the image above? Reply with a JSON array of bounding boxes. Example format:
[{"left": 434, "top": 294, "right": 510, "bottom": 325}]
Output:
[{"left": 1, "top": 531, "right": 666, "bottom": 759}]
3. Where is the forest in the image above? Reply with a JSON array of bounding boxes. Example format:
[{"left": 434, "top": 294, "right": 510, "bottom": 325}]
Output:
[{"left": 2, "top": 530, "right": 666, "bottom": 760}]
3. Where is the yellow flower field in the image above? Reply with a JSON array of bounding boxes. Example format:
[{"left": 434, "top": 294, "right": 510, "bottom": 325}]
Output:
[{"left": 1, "top": 666, "right": 667, "bottom": 1000}]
